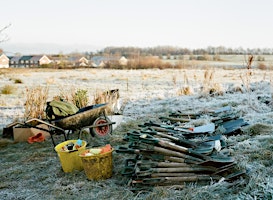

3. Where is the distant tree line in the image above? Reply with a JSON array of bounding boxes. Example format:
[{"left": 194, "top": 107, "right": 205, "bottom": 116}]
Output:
[{"left": 92, "top": 46, "right": 273, "bottom": 58}]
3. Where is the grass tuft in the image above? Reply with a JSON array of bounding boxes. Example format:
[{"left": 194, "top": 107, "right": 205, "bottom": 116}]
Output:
[
  {"left": 24, "top": 86, "right": 49, "bottom": 119},
  {"left": 1, "top": 85, "right": 16, "bottom": 94}
]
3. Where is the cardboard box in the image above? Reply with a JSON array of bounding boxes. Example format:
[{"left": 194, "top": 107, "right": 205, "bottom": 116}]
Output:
[{"left": 13, "top": 124, "right": 50, "bottom": 142}]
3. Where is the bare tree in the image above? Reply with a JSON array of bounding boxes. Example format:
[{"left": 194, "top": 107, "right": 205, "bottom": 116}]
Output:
[{"left": 0, "top": 24, "right": 11, "bottom": 43}]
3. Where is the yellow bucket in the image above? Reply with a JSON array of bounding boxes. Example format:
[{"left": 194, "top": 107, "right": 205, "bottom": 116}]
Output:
[
  {"left": 55, "top": 140, "right": 87, "bottom": 173},
  {"left": 79, "top": 149, "right": 114, "bottom": 180}
]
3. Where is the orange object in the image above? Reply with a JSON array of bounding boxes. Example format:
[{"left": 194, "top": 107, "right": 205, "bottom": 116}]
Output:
[
  {"left": 27, "top": 133, "right": 45, "bottom": 144},
  {"left": 100, "top": 144, "right": 112, "bottom": 154}
]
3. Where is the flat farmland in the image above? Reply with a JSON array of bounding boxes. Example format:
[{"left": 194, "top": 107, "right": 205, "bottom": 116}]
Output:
[{"left": 1, "top": 67, "right": 273, "bottom": 199}]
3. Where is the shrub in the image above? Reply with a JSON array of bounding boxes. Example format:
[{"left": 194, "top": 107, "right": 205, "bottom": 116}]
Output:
[
  {"left": 257, "top": 63, "right": 267, "bottom": 70},
  {"left": 196, "top": 55, "right": 209, "bottom": 61},
  {"left": 72, "top": 89, "right": 89, "bottom": 108},
  {"left": 14, "top": 79, "right": 23, "bottom": 84},
  {"left": 257, "top": 56, "right": 265, "bottom": 61},
  {"left": 213, "top": 55, "right": 222, "bottom": 61},
  {"left": 1, "top": 85, "right": 15, "bottom": 94}
]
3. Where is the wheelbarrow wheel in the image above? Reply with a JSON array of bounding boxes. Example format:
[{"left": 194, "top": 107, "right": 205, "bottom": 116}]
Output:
[{"left": 91, "top": 116, "right": 112, "bottom": 137}]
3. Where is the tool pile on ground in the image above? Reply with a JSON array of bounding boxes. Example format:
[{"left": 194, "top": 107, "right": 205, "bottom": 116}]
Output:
[{"left": 117, "top": 106, "right": 248, "bottom": 190}]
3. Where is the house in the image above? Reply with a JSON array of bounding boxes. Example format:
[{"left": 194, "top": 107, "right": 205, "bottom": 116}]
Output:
[
  {"left": 119, "top": 56, "right": 128, "bottom": 66},
  {"left": 30, "top": 55, "right": 52, "bottom": 66},
  {"left": 8, "top": 56, "right": 21, "bottom": 68},
  {"left": 19, "top": 55, "right": 33, "bottom": 67},
  {"left": 49, "top": 55, "right": 68, "bottom": 66},
  {"left": 78, "top": 57, "right": 89, "bottom": 66},
  {"left": 90, "top": 56, "right": 128, "bottom": 67},
  {"left": 8, "top": 55, "right": 51, "bottom": 68},
  {"left": 90, "top": 56, "right": 107, "bottom": 67},
  {"left": 0, "top": 54, "right": 9, "bottom": 68},
  {"left": 68, "top": 56, "right": 89, "bottom": 67}
]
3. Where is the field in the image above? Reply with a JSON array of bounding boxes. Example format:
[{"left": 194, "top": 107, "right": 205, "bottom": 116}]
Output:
[{"left": 1, "top": 65, "right": 273, "bottom": 199}]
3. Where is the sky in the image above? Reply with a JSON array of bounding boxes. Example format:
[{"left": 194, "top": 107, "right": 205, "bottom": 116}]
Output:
[{"left": 1, "top": 0, "right": 273, "bottom": 54}]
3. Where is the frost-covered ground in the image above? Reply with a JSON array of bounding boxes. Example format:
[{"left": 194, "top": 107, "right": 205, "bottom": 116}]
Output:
[
  {"left": 1, "top": 68, "right": 273, "bottom": 129},
  {"left": 1, "top": 68, "right": 273, "bottom": 199}
]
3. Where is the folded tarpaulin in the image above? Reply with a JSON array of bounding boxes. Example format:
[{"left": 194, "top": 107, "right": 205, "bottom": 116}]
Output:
[{"left": 46, "top": 100, "right": 79, "bottom": 120}]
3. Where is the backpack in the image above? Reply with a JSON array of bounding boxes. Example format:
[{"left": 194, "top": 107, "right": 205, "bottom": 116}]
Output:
[{"left": 46, "top": 100, "right": 79, "bottom": 120}]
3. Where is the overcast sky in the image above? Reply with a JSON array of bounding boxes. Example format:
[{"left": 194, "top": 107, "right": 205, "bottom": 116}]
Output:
[{"left": 1, "top": 0, "right": 273, "bottom": 54}]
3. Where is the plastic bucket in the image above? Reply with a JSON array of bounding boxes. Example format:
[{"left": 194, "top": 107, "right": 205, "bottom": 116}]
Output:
[
  {"left": 55, "top": 140, "right": 87, "bottom": 173},
  {"left": 79, "top": 149, "right": 114, "bottom": 180}
]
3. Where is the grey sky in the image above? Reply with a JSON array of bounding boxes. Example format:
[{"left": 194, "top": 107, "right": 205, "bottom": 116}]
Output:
[{"left": 1, "top": 0, "right": 273, "bottom": 54}]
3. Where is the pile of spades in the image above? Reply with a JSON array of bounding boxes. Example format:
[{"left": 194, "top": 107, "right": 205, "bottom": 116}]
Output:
[{"left": 116, "top": 106, "right": 249, "bottom": 191}]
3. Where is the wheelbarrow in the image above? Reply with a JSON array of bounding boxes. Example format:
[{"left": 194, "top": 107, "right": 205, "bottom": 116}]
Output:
[
  {"left": 52, "top": 103, "right": 115, "bottom": 136},
  {"left": 4, "top": 103, "right": 115, "bottom": 146}
]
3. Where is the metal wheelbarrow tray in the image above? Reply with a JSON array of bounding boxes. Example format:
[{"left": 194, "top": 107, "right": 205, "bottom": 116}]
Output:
[{"left": 53, "top": 103, "right": 109, "bottom": 130}]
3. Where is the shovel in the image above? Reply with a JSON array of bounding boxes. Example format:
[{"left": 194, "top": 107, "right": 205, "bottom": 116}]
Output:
[
  {"left": 135, "top": 169, "right": 218, "bottom": 178},
  {"left": 135, "top": 165, "right": 216, "bottom": 176},
  {"left": 141, "top": 121, "right": 183, "bottom": 135},
  {"left": 138, "top": 133, "right": 212, "bottom": 159},
  {"left": 219, "top": 118, "right": 249, "bottom": 135},
  {"left": 174, "top": 123, "right": 215, "bottom": 134},
  {"left": 136, "top": 160, "right": 193, "bottom": 169},
  {"left": 140, "top": 128, "right": 216, "bottom": 154},
  {"left": 140, "top": 128, "right": 198, "bottom": 148},
  {"left": 159, "top": 116, "right": 191, "bottom": 123},
  {"left": 169, "top": 111, "right": 201, "bottom": 119},
  {"left": 141, "top": 153, "right": 196, "bottom": 163},
  {"left": 141, "top": 128, "right": 227, "bottom": 154},
  {"left": 133, "top": 142, "right": 204, "bottom": 164},
  {"left": 139, "top": 135, "right": 234, "bottom": 166},
  {"left": 132, "top": 174, "right": 222, "bottom": 185},
  {"left": 129, "top": 132, "right": 234, "bottom": 165},
  {"left": 116, "top": 145, "right": 155, "bottom": 155},
  {"left": 136, "top": 160, "right": 235, "bottom": 176}
]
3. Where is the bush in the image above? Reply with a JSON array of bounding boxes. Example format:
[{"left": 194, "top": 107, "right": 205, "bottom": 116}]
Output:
[
  {"left": 72, "top": 89, "right": 89, "bottom": 108},
  {"left": 14, "top": 79, "right": 23, "bottom": 84},
  {"left": 196, "top": 55, "right": 210, "bottom": 61},
  {"left": 1, "top": 85, "right": 15, "bottom": 94},
  {"left": 213, "top": 55, "right": 222, "bottom": 61},
  {"left": 257, "top": 63, "right": 267, "bottom": 70},
  {"left": 257, "top": 56, "right": 265, "bottom": 61}
]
